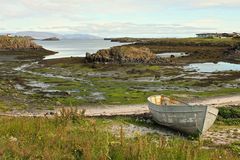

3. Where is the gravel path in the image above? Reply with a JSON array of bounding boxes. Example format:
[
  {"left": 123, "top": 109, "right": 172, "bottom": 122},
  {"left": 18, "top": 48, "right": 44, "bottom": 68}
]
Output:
[
  {"left": 0, "top": 95, "right": 239, "bottom": 117},
  {"left": 189, "top": 95, "right": 240, "bottom": 107}
]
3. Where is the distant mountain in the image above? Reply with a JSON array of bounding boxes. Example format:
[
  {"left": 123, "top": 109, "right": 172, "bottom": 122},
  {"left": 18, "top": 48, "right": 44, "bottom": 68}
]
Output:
[
  {"left": 14, "top": 31, "right": 61, "bottom": 40},
  {"left": 62, "top": 34, "right": 102, "bottom": 40},
  {"left": 12, "top": 31, "right": 102, "bottom": 40}
]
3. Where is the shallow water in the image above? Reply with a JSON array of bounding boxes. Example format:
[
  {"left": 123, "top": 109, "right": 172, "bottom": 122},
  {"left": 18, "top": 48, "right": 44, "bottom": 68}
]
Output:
[
  {"left": 156, "top": 52, "right": 187, "bottom": 58},
  {"left": 185, "top": 62, "right": 240, "bottom": 73},
  {"left": 35, "top": 39, "right": 129, "bottom": 59},
  {"left": 26, "top": 81, "right": 51, "bottom": 89}
]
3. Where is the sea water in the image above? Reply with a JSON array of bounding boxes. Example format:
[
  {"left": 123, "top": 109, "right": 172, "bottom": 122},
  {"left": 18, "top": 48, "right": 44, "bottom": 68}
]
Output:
[
  {"left": 35, "top": 39, "right": 129, "bottom": 59},
  {"left": 185, "top": 62, "right": 240, "bottom": 73}
]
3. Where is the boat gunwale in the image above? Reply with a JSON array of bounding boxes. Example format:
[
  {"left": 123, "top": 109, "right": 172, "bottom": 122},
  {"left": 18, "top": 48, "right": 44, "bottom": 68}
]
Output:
[
  {"left": 147, "top": 95, "right": 188, "bottom": 107},
  {"left": 148, "top": 107, "right": 205, "bottom": 113}
]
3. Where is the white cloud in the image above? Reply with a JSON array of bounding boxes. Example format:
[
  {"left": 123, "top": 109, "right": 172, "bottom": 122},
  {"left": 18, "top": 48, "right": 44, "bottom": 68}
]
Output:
[
  {"left": 0, "top": 1, "right": 28, "bottom": 18},
  {"left": 18, "top": 0, "right": 161, "bottom": 15},
  {"left": 186, "top": 18, "right": 222, "bottom": 28},
  {"left": 0, "top": 28, "right": 6, "bottom": 31},
  {"left": 195, "top": 0, "right": 240, "bottom": 7},
  {"left": 0, "top": 0, "right": 239, "bottom": 37},
  {"left": 33, "top": 22, "right": 215, "bottom": 37}
]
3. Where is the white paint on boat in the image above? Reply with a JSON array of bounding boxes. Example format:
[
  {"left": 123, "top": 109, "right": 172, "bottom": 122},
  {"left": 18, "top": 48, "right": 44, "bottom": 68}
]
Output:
[{"left": 147, "top": 95, "right": 218, "bottom": 135}]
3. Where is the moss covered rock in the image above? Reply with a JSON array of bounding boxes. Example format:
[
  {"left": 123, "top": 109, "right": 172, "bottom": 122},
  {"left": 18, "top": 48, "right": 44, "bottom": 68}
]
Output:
[{"left": 86, "top": 46, "right": 156, "bottom": 63}]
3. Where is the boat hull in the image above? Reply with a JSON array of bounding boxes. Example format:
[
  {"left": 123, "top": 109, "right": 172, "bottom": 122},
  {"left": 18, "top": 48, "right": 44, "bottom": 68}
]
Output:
[{"left": 148, "top": 103, "right": 218, "bottom": 135}]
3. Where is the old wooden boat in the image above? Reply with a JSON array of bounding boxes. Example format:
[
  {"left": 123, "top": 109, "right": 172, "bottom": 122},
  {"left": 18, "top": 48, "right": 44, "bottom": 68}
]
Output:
[{"left": 147, "top": 95, "right": 218, "bottom": 135}]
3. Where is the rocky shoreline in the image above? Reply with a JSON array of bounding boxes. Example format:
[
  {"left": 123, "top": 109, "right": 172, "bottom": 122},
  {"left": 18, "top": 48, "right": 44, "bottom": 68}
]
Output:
[{"left": 101, "top": 37, "right": 240, "bottom": 65}]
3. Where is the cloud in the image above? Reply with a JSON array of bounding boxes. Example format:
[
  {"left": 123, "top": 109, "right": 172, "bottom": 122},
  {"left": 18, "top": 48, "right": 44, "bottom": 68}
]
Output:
[
  {"left": 18, "top": 0, "right": 161, "bottom": 16},
  {"left": 1, "top": 0, "right": 239, "bottom": 19},
  {"left": 186, "top": 18, "right": 222, "bottom": 28},
  {"left": 0, "top": 0, "right": 239, "bottom": 37},
  {"left": 34, "top": 22, "right": 215, "bottom": 37},
  {"left": 0, "top": 28, "right": 6, "bottom": 31},
  {"left": 194, "top": 0, "right": 240, "bottom": 7}
]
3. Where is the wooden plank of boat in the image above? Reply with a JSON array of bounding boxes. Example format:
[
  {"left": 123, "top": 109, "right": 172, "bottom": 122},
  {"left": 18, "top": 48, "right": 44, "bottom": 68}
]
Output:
[{"left": 147, "top": 95, "right": 218, "bottom": 135}]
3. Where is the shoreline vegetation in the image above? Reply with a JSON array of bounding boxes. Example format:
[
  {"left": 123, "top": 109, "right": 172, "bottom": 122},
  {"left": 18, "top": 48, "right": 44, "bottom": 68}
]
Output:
[
  {"left": 0, "top": 36, "right": 239, "bottom": 159},
  {"left": 0, "top": 111, "right": 239, "bottom": 160}
]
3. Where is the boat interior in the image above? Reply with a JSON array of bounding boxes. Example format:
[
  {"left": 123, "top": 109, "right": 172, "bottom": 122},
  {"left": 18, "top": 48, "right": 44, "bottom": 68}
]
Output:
[{"left": 148, "top": 95, "right": 182, "bottom": 106}]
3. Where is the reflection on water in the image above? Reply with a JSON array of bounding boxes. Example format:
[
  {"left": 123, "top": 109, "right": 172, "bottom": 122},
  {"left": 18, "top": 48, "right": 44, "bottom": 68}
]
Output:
[
  {"left": 35, "top": 39, "right": 129, "bottom": 59},
  {"left": 185, "top": 62, "right": 240, "bottom": 73}
]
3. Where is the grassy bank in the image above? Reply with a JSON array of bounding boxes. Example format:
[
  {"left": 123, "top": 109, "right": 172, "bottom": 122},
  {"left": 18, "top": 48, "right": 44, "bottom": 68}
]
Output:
[
  {"left": 108, "top": 37, "right": 240, "bottom": 64},
  {"left": 0, "top": 112, "right": 239, "bottom": 160},
  {"left": 109, "top": 37, "right": 240, "bottom": 46}
]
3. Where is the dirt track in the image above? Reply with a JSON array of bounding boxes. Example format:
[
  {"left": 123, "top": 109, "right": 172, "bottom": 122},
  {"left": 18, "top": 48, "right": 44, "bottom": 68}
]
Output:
[
  {"left": 189, "top": 95, "right": 240, "bottom": 107},
  {"left": 0, "top": 95, "right": 239, "bottom": 117}
]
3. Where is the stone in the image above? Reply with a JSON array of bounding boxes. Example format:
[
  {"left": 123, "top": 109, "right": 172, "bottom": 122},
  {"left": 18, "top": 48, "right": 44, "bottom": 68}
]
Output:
[
  {"left": 9, "top": 136, "right": 18, "bottom": 142},
  {"left": 86, "top": 46, "right": 157, "bottom": 64}
]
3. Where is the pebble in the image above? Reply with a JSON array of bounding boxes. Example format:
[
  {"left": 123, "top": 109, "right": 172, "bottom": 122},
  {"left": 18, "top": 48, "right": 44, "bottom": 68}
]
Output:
[{"left": 9, "top": 136, "right": 17, "bottom": 142}]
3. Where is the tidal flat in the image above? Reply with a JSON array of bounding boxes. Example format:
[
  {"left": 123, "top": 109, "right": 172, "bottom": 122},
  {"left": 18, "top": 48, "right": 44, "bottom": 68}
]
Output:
[{"left": 1, "top": 57, "right": 240, "bottom": 110}]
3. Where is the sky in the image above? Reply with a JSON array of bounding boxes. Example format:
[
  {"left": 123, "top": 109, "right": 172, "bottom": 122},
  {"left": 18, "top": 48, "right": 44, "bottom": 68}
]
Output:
[{"left": 0, "top": 0, "right": 240, "bottom": 37}]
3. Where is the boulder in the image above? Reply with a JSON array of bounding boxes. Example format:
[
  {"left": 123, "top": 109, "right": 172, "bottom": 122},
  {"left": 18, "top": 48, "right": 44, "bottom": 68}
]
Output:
[{"left": 86, "top": 46, "right": 156, "bottom": 63}]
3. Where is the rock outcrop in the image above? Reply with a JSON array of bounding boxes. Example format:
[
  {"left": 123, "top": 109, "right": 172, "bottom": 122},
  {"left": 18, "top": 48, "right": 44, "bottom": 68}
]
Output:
[
  {"left": 0, "top": 36, "right": 42, "bottom": 50},
  {"left": 0, "top": 36, "right": 56, "bottom": 58},
  {"left": 86, "top": 46, "right": 157, "bottom": 63}
]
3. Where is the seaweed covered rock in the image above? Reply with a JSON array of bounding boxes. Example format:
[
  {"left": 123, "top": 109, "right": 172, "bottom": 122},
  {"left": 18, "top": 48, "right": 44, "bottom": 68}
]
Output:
[{"left": 86, "top": 46, "right": 156, "bottom": 63}]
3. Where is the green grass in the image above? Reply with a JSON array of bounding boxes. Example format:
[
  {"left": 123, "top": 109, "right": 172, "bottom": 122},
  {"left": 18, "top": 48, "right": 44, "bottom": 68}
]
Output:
[
  {"left": 217, "top": 106, "right": 240, "bottom": 125},
  {"left": 0, "top": 113, "right": 239, "bottom": 160},
  {"left": 1, "top": 59, "right": 240, "bottom": 109},
  {"left": 0, "top": 101, "right": 9, "bottom": 112},
  {"left": 6, "top": 61, "right": 240, "bottom": 107},
  {"left": 110, "top": 37, "right": 240, "bottom": 46},
  {"left": 230, "top": 142, "right": 240, "bottom": 156}
]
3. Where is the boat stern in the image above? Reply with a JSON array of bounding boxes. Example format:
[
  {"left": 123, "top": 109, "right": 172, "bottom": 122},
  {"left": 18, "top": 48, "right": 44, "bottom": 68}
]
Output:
[{"left": 201, "top": 106, "right": 219, "bottom": 134}]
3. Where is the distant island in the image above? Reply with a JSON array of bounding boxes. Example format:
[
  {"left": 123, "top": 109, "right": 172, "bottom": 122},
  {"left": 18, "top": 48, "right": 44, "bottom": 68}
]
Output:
[{"left": 42, "top": 37, "right": 60, "bottom": 41}]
